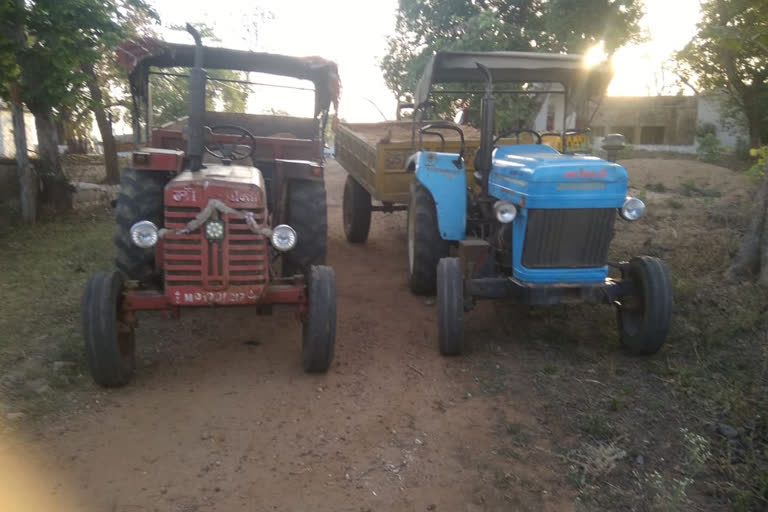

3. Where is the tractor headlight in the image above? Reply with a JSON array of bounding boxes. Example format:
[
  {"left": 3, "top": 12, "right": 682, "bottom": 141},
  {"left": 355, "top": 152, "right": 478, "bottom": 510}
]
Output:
[
  {"left": 130, "top": 220, "right": 159, "bottom": 248},
  {"left": 493, "top": 201, "right": 517, "bottom": 224},
  {"left": 205, "top": 220, "right": 225, "bottom": 241},
  {"left": 621, "top": 197, "right": 646, "bottom": 221},
  {"left": 271, "top": 224, "right": 297, "bottom": 251}
]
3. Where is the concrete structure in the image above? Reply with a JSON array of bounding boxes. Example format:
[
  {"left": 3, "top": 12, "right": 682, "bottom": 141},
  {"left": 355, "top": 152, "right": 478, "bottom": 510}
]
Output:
[
  {"left": 0, "top": 101, "right": 38, "bottom": 158},
  {"left": 533, "top": 91, "right": 748, "bottom": 153}
]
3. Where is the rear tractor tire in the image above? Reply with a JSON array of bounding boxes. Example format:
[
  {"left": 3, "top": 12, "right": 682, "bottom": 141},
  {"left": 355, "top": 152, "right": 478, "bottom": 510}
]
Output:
[
  {"left": 81, "top": 271, "right": 135, "bottom": 387},
  {"left": 342, "top": 175, "right": 372, "bottom": 243},
  {"left": 407, "top": 182, "right": 449, "bottom": 295},
  {"left": 437, "top": 257, "right": 465, "bottom": 355},
  {"left": 283, "top": 180, "right": 328, "bottom": 277},
  {"left": 616, "top": 256, "right": 673, "bottom": 355},
  {"left": 114, "top": 168, "right": 167, "bottom": 283},
  {"left": 302, "top": 265, "right": 337, "bottom": 373}
]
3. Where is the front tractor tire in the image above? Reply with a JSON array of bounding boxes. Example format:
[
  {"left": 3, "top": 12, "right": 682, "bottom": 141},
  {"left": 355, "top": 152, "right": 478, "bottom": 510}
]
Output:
[
  {"left": 81, "top": 271, "right": 136, "bottom": 387},
  {"left": 617, "top": 256, "right": 673, "bottom": 355},
  {"left": 407, "top": 183, "right": 448, "bottom": 295},
  {"left": 437, "top": 257, "right": 465, "bottom": 355},
  {"left": 114, "top": 168, "right": 167, "bottom": 283},
  {"left": 302, "top": 265, "right": 337, "bottom": 373},
  {"left": 342, "top": 175, "right": 372, "bottom": 243},
  {"left": 283, "top": 180, "right": 328, "bottom": 277}
]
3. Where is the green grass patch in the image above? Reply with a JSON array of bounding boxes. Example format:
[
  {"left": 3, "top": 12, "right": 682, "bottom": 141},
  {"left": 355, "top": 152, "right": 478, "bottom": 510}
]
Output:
[
  {"left": 0, "top": 212, "right": 114, "bottom": 419},
  {"left": 679, "top": 179, "right": 722, "bottom": 198}
]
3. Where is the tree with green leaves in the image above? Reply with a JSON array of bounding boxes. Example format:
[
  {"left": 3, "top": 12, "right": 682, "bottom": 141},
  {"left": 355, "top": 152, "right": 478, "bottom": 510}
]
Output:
[
  {"left": 0, "top": 0, "right": 35, "bottom": 222},
  {"left": 145, "top": 25, "right": 251, "bottom": 128},
  {"left": 674, "top": 0, "right": 767, "bottom": 148},
  {"left": 0, "top": 0, "right": 157, "bottom": 215},
  {"left": 675, "top": 1, "right": 768, "bottom": 284},
  {"left": 382, "top": 0, "right": 645, "bottom": 127},
  {"left": 149, "top": 68, "right": 250, "bottom": 127}
]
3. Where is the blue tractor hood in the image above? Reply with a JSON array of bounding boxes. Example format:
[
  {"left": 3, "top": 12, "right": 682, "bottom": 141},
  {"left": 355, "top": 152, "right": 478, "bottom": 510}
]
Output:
[{"left": 487, "top": 145, "right": 628, "bottom": 209}]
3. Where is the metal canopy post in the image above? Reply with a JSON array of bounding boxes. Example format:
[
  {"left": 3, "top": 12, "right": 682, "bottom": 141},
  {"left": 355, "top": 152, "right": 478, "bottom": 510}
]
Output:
[
  {"left": 131, "top": 89, "right": 141, "bottom": 147},
  {"left": 145, "top": 81, "right": 152, "bottom": 144},
  {"left": 562, "top": 85, "right": 568, "bottom": 152}
]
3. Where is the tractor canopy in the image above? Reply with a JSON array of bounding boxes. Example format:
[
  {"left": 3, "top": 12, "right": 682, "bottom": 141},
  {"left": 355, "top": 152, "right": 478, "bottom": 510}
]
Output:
[
  {"left": 413, "top": 50, "right": 612, "bottom": 108},
  {"left": 117, "top": 38, "right": 341, "bottom": 116}
]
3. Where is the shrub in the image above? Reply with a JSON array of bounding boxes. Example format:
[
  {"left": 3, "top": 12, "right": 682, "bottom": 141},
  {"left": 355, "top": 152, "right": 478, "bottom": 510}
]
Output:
[{"left": 695, "top": 123, "right": 723, "bottom": 163}]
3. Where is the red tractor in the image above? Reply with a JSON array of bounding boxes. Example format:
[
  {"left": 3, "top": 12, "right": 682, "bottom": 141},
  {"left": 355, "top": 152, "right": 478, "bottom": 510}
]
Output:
[{"left": 81, "top": 25, "right": 340, "bottom": 386}]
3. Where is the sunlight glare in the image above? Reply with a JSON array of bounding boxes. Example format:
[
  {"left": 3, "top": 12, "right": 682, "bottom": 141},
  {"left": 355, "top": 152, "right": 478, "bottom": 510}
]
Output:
[{"left": 583, "top": 41, "right": 607, "bottom": 68}]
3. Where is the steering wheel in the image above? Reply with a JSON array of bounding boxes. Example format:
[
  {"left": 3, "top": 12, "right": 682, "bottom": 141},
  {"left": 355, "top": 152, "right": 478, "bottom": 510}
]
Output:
[
  {"left": 204, "top": 125, "right": 256, "bottom": 161},
  {"left": 494, "top": 129, "right": 542, "bottom": 145}
]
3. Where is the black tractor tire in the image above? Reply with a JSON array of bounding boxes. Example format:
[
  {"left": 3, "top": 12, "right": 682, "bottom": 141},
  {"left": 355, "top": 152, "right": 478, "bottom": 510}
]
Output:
[
  {"left": 342, "top": 175, "right": 372, "bottom": 243},
  {"left": 407, "top": 182, "right": 449, "bottom": 295},
  {"left": 437, "top": 257, "right": 465, "bottom": 355},
  {"left": 81, "top": 271, "right": 135, "bottom": 387},
  {"left": 283, "top": 180, "right": 328, "bottom": 277},
  {"left": 617, "top": 256, "right": 673, "bottom": 355},
  {"left": 302, "top": 265, "right": 337, "bottom": 373},
  {"left": 114, "top": 168, "right": 167, "bottom": 283}
]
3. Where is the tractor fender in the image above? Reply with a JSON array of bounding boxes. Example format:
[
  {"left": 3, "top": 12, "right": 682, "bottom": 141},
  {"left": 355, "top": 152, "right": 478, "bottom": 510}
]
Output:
[
  {"left": 411, "top": 151, "right": 466, "bottom": 241},
  {"left": 275, "top": 159, "right": 325, "bottom": 182}
]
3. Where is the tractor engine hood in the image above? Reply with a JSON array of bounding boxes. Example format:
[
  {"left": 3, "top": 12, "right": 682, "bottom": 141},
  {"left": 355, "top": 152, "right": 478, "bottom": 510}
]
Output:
[
  {"left": 487, "top": 145, "right": 628, "bottom": 209},
  {"left": 169, "top": 164, "right": 266, "bottom": 204}
]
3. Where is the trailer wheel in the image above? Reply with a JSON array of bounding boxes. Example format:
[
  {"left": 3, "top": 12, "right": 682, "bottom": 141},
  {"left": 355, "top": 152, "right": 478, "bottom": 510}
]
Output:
[
  {"left": 81, "top": 271, "right": 135, "bottom": 387},
  {"left": 617, "top": 256, "right": 673, "bottom": 355},
  {"left": 342, "top": 175, "right": 372, "bottom": 243},
  {"left": 437, "top": 257, "right": 465, "bottom": 355},
  {"left": 302, "top": 265, "right": 336, "bottom": 373},
  {"left": 407, "top": 182, "right": 448, "bottom": 295},
  {"left": 283, "top": 180, "right": 328, "bottom": 276},
  {"left": 114, "top": 168, "right": 167, "bottom": 283}
]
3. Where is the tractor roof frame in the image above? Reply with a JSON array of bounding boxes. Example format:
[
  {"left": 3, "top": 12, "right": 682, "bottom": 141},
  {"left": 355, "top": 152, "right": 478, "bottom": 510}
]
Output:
[
  {"left": 117, "top": 38, "right": 341, "bottom": 144},
  {"left": 413, "top": 50, "right": 613, "bottom": 131}
]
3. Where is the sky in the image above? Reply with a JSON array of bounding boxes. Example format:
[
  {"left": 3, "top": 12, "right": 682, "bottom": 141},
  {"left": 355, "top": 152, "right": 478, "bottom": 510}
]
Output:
[{"left": 148, "top": 0, "right": 703, "bottom": 123}]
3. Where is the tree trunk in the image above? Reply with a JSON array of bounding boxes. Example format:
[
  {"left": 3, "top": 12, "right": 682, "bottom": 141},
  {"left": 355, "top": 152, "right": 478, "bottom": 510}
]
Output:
[
  {"left": 728, "top": 169, "right": 768, "bottom": 284},
  {"left": 9, "top": 83, "right": 37, "bottom": 223},
  {"left": 31, "top": 106, "right": 72, "bottom": 211},
  {"left": 745, "top": 105, "right": 763, "bottom": 148},
  {"left": 7, "top": 0, "right": 37, "bottom": 222},
  {"left": 83, "top": 64, "right": 119, "bottom": 184}
]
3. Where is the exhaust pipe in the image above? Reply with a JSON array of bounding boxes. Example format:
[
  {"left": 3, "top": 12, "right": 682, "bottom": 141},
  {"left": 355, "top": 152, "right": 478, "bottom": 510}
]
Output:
[
  {"left": 475, "top": 63, "right": 495, "bottom": 196},
  {"left": 185, "top": 23, "right": 206, "bottom": 172}
]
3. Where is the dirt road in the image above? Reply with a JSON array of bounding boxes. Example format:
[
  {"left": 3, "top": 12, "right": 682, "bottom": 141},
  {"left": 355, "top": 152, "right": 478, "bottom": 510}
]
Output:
[{"left": 1, "top": 161, "right": 571, "bottom": 512}]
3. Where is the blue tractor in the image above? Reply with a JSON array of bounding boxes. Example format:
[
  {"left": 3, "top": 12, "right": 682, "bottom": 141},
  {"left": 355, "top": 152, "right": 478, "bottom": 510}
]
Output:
[{"left": 405, "top": 51, "right": 673, "bottom": 356}]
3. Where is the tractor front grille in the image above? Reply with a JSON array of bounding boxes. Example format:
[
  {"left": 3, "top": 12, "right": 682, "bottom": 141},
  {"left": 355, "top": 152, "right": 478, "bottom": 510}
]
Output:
[
  {"left": 163, "top": 205, "right": 268, "bottom": 293},
  {"left": 522, "top": 208, "right": 615, "bottom": 268},
  {"left": 224, "top": 213, "right": 268, "bottom": 287},
  {"left": 165, "top": 206, "right": 204, "bottom": 286}
]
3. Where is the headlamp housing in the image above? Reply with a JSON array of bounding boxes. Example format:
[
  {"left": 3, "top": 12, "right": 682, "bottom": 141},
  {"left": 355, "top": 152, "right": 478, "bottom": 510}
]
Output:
[
  {"left": 620, "top": 197, "right": 646, "bottom": 221},
  {"left": 129, "top": 220, "right": 159, "bottom": 248},
  {"left": 493, "top": 201, "right": 518, "bottom": 224},
  {"left": 271, "top": 224, "right": 297, "bottom": 251}
]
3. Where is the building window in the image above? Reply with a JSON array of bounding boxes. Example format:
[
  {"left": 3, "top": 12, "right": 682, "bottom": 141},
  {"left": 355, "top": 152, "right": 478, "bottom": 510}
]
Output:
[
  {"left": 640, "top": 126, "right": 666, "bottom": 145},
  {"left": 612, "top": 126, "right": 635, "bottom": 144},
  {"left": 590, "top": 126, "right": 606, "bottom": 137}
]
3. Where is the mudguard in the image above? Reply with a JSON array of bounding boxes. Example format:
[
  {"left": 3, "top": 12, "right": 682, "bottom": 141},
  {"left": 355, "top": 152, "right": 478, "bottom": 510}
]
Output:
[{"left": 412, "top": 151, "right": 466, "bottom": 240}]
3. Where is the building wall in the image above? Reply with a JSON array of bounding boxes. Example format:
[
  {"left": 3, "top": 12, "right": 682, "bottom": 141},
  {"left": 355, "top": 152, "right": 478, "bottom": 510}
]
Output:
[
  {"left": 696, "top": 92, "right": 748, "bottom": 149},
  {"left": 0, "top": 108, "right": 38, "bottom": 158},
  {"left": 533, "top": 92, "right": 576, "bottom": 132},
  {"left": 533, "top": 93, "right": 749, "bottom": 151},
  {"left": 589, "top": 96, "right": 698, "bottom": 145}
]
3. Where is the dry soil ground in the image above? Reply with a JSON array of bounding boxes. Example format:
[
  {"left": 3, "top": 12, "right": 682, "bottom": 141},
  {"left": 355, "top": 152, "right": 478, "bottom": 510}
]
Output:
[
  {"left": 0, "top": 158, "right": 764, "bottom": 512},
  {"left": 0, "top": 161, "right": 574, "bottom": 512}
]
